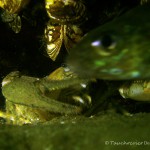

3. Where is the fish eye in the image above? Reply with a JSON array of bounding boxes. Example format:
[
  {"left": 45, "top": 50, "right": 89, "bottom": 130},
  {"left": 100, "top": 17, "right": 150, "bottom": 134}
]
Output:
[
  {"left": 91, "top": 33, "right": 117, "bottom": 56},
  {"left": 101, "top": 34, "right": 116, "bottom": 49}
]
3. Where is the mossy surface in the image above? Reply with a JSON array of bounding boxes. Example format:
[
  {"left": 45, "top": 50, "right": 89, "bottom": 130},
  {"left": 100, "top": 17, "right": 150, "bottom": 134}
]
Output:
[{"left": 0, "top": 112, "right": 150, "bottom": 150}]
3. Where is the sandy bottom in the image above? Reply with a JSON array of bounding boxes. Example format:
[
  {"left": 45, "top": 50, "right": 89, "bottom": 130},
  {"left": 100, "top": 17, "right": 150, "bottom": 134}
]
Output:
[{"left": 0, "top": 112, "right": 150, "bottom": 150}]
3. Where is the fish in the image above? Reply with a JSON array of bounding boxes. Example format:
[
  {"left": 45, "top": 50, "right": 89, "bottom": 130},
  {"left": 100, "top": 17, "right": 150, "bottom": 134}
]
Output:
[
  {"left": 1, "top": 68, "right": 90, "bottom": 116},
  {"left": 67, "top": 3, "right": 150, "bottom": 80},
  {"left": 119, "top": 80, "right": 150, "bottom": 101},
  {"left": 1, "top": 67, "right": 91, "bottom": 124}
]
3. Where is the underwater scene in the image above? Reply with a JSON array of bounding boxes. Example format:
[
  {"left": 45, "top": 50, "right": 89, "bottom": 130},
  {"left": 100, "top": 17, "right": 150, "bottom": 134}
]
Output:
[{"left": 0, "top": 0, "right": 150, "bottom": 149}]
